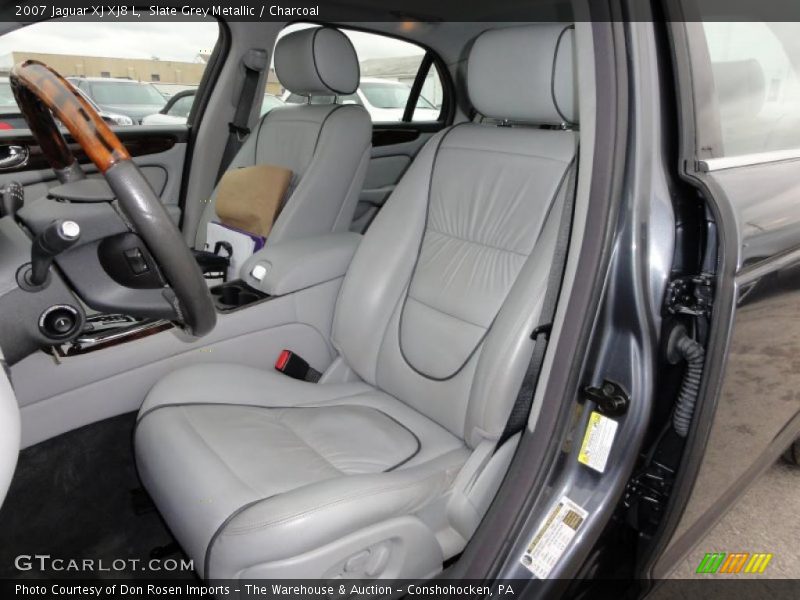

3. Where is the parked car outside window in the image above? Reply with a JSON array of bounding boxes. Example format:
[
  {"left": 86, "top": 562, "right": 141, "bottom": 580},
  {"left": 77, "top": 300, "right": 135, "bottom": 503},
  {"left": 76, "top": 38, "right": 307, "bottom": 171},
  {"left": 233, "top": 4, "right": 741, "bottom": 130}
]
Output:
[
  {"left": 0, "top": 75, "right": 132, "bottom": 128},
  {"left": 142, "top": 90, "right": 284, "bottom": 126},
  {"left": 67, "top": 77, "right": 166, "bottom": 124},
  {"left": 0, "top": 77, "right": 15, "bottom": 113},
  {"left": 0, "top": 77, "right": 24, "bottom": 129},
  {"left": 283, "top": 77, "right": 440, "bottom": 122}
]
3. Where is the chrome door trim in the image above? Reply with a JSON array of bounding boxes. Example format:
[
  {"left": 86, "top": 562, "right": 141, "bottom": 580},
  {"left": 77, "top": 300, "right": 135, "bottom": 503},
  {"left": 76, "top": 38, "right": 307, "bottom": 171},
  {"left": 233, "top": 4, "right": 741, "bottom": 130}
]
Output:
[
  {"left": 699, "top": 148, "right": 800, "bottom": 172},
  {"left": 0, "top": 145, "right": 29, "bottom": 170}
]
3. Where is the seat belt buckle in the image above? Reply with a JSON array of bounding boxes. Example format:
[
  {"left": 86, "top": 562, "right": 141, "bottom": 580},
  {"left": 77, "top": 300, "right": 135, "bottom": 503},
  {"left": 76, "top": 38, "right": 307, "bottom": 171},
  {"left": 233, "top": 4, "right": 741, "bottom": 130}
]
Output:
[{"left": 275, "top": 350, "right": 321, "bottom": 383}]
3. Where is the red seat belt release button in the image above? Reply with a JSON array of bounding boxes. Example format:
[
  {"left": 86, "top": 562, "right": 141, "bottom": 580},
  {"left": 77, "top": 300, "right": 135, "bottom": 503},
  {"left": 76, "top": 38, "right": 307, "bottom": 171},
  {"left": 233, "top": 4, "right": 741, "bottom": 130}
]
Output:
[
  {"left": 275, "top": 349, "right": 292, "bottom": 372},
  {"left": 275, "top": 349, "right": 321, "bottom": 383}
]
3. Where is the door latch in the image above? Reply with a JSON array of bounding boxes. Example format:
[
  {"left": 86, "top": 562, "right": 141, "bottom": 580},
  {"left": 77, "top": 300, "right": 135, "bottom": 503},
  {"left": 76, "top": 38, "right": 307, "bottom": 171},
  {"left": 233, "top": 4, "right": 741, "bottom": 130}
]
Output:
[
  {"left": 664, "top": 274, "right": 713, "bottom": 317},
  {"left": 582, "top": 379, "right": 630, "bottom": 416}
]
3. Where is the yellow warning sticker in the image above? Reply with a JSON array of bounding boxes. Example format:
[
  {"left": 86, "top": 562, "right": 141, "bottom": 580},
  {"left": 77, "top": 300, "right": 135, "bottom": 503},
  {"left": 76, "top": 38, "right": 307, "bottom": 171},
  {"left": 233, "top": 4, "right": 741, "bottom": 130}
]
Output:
[{"left": 578, "top": 411, "right": 618, "bottom": 473}]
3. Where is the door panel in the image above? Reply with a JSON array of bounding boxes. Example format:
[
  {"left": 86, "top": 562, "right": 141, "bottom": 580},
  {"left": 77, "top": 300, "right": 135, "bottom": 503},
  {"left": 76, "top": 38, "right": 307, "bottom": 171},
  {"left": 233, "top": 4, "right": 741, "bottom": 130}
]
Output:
[
  {"left": 359, "top": 155, "right": 409, "bottom": 206},
  {"left": 657, "top": 157, "right": 800, "bottom": 575},
  {"left": 0, "top": 126, "right": 188, "bottom": 223},
  {"left": 656, "top": 18, "right": 800, "bottom": 575}
]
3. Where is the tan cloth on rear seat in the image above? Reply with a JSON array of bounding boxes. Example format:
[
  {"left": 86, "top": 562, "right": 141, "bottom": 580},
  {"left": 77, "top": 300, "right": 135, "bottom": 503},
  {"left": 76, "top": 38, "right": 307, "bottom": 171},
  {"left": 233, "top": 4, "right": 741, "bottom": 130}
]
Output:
[{"left": 215, "top": 164, "right": 293, "bottom": 238}]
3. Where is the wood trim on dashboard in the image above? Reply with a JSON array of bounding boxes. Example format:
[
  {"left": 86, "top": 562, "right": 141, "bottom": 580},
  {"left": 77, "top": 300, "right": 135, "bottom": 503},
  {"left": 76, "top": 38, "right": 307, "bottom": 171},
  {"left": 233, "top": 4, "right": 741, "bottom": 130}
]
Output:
[{"left": 0, "top": 134, "right": 178, "bottom": 174}]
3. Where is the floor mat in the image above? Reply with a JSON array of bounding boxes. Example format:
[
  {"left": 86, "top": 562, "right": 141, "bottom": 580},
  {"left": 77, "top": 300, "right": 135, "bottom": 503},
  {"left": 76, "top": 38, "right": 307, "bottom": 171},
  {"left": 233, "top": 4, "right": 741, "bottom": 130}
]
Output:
[{"left": 0, "top": 412, "right": 190, "bottom": 579}]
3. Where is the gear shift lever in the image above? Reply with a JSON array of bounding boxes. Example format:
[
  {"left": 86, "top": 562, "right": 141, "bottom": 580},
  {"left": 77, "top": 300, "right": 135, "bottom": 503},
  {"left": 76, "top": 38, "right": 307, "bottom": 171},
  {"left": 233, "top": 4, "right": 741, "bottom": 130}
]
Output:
[{"left": 27, "top": 219, "right": 81, "bottom": 287}]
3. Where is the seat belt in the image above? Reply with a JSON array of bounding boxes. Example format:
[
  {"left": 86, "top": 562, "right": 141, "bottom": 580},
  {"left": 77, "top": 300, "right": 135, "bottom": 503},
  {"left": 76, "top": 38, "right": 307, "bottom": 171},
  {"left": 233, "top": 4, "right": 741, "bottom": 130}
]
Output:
[
  {"left": 497, "top": 153, "right": 579, "bottom": 448},
  {"left": 216, "top": 48, "right": 268, "bottom": 181}
]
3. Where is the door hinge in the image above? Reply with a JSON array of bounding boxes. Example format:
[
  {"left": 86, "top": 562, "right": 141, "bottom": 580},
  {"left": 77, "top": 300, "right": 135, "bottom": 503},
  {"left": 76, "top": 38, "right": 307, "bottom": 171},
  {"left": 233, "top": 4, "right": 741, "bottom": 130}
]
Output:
[
  {"left": 622, "top": 459, "right": 675, "bottom": 534},
  {"left": 664, "top": 274, "right": 713, "bottom": 318}
]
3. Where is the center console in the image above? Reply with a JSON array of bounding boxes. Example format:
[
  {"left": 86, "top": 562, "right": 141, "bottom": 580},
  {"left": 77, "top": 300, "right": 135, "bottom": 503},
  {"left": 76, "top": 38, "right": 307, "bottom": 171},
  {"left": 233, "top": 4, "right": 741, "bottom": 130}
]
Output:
[
  {"left": 54, "top": 232, "right": 362, "bottom": 355},
  {"left": 55, "top": 313, "right": 173, "bottom": 357},
  {"left": 239, "top": 232, "right": 362, "bottom": 296},
  {"left": 210, "top": 280, "right": 269, "bottom": 311},
  {"left": 211, "top": 231, "right": 361, "bottom": 312}
]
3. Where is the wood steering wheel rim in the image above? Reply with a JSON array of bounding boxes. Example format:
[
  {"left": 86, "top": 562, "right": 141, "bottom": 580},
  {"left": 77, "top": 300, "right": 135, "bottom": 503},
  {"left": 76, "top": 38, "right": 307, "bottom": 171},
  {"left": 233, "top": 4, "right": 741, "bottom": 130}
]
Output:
[
  {"left": 10, "top": 60, "right": 131, "bottom": 175},
  {"left": 9, "top": 60, "right": 217, "bottom": 337}
]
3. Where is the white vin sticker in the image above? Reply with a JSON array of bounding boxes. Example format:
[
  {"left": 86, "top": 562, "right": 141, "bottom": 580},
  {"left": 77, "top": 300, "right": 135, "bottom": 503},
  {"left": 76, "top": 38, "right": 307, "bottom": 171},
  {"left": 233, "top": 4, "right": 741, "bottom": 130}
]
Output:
[
  {"left": 577, "top": 410, "right": 618, "bottom": 473},
  {"left": 520, "top": 496, "right": 588, "bottom": 579}
]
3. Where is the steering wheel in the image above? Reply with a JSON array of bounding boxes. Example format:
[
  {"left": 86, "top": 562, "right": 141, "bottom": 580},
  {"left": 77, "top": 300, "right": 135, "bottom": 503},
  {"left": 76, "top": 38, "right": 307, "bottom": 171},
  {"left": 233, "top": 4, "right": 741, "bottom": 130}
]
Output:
[{"left": 9, "top": 60, "right": 216, "bottom": 337}]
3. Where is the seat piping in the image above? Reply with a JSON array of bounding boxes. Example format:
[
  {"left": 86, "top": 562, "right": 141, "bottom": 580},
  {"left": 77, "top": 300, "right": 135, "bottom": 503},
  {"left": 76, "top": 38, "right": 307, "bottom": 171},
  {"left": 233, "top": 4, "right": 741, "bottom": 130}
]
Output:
[{"left": 396, "top": 124, "right": 575, "bottom": 382}]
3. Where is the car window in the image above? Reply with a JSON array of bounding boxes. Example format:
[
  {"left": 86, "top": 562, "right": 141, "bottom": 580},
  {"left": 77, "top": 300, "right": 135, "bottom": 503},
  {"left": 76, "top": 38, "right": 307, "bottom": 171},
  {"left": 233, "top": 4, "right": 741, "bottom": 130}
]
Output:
[
  {"left": 260, "top": 95, "right": 284, "bottom": 115},
  {"left": 89, "top": 81, "right": 166, "bottom": 106},
  {"left": 168, "top": 95, "right": 194, "bottom": 118},
  {"left": 359, "top": 80, "right": 436, "bottom": 110},
  {"left": 700, "top": 22, "right": 800, "bottom": 157},
  {"left": 337, "top": 93, "right": 363, "bottom": 106},
  {"left": 0, "top": 20, "right": 219, "bottom": 127},
  {"left": 0, "top": 79, "right": 15, "bottom": 112},
  {"left": 283, "top": 93, "right": 335, "bottom": 106},
  {"left": 0, "top": 79, "right": 18, "bottom": 128},
  {"left": 273, "top": 24, "right": 445, "bottom": 124}
]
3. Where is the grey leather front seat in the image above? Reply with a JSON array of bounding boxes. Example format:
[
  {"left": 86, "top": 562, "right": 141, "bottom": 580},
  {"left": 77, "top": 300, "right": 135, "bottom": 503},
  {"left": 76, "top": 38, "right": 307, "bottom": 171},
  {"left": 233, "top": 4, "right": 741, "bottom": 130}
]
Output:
[
  {"left": 196, "top": 26, "right": 372, "bottom": 249},
  {"left": 136, "top": 23, "right": 579, "bottom": 580}
]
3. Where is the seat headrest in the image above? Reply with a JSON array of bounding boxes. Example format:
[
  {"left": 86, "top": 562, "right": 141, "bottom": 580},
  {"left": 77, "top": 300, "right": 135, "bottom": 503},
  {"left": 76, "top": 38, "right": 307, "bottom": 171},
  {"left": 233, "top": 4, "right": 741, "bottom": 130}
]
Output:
[
  {"left": 275, "top": 27, "right": 359, "bottom": 96},
  {"left": 467, "top": 24, "right": 577, "bottom": 125}
]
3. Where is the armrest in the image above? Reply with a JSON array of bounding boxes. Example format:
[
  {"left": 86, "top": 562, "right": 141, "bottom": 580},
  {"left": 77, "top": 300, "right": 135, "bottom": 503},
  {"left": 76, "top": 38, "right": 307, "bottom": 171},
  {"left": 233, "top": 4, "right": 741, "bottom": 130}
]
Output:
[{"left": 241, "top": 233, "right": 361, "bottom": 296}]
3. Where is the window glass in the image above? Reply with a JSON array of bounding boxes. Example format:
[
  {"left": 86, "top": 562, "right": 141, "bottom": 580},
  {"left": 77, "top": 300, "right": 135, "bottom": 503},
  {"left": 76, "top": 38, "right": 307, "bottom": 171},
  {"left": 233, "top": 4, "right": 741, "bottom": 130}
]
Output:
[
  {"left": 702, "top": 22, "right": 800, "bottom": 156},
  {"left": 0, "top": 20, "right": 219, "bottom": 127},
  {"left": 272, "top": 24, "right": 444, "bottom": 123},
  {"left": 0, "top": 79, "right": 15, "bottom": 112},
  {"left": 359, "top": 80, "right": 436, "bottom": 110},
  {"left": 337, "top": 93, "right": 363, "bottom": 106},
  {"left": 260, "top": 94, "right": 284, "bottom": 116},
  {"left": 89, "top": 80, "right": 167, "bottom": 105},
  {"left": 283, "top": 93, "right": 335, "bottom": 106},
  {"left": 168, "top": 95, "right": 194, "bottom": 118}
]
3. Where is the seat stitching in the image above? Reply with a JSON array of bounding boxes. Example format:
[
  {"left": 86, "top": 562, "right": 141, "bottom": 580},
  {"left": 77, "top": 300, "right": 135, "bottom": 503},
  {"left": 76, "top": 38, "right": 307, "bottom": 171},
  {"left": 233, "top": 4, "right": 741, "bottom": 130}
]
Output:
[
  {"left": 404, "top": 294, "right": 489, "bottom": 330},
  {"left": 204, "top": 466, "right": 453, "bottom": 575},
  {"left": 477, "top": 159, "right": 576, "bottom": 434},
  {"left": 275, "top": 412, "right": 345, "bottom": 475},
  {"left": 426, "top": 227, "right": 530, "bottom": 257},
  {"left": 280, "top": 410, "right": 422, "bottom": 474},
  {"left": 439, "top": 144, "right": 573, "bottom": 162},
  {"left": 397, "top": 145, "right": 575, "bottom": 383},
  {"left": 222, "top": 471, "right": 444, "bottom": 535},
  {"left": 193, "top": 396, "right": 422, "bottom": 579},
  {"left": 204, "top": 494, "right": 277, "bottom": 578},
  {"left": 309, "top": 27, "right": 356, "bottom": 96},
  {"left": 135, "top": 386, "right": 373, "bottom": 425},
  {"left": 551, "top": 25, "right": 576, "bottom": 124},
  {"left": 180, "top": 406, "right": 263, "bottom": 498},
  {"left": 138, "top": 400, "right": 424, "bottom": 472}
]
